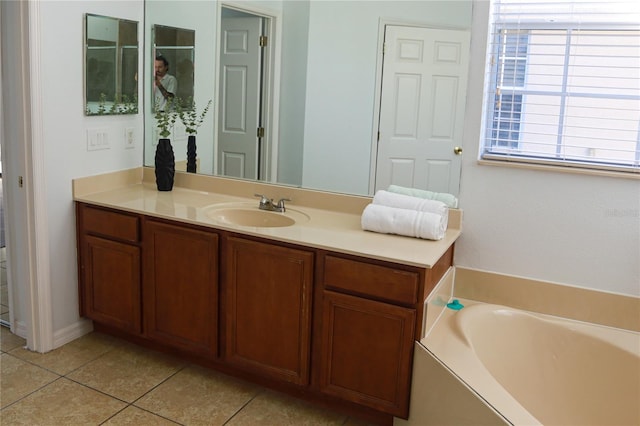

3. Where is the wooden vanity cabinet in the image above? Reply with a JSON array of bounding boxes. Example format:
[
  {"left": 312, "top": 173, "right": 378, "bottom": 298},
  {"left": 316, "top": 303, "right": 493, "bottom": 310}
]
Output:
[
  {"left": 222, "top": 235, "right": 314, "bottom": 385},
  {"left": 143, "top": 220, "right": 219, "bottom": 358},
  {"left": 77, "top": 201, "right": 455, "bottom": 424},
  {"left": 76, "top": 203, "right": 142, "bottom": 334},
  {"left": 314, "top": 252, "right": 442, "bottom": 419}
]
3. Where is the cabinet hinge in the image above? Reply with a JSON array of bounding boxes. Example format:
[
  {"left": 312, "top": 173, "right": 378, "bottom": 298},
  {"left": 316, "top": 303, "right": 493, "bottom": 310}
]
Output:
[
  {"left": 259, "top": 35, "right": 268, "bottom": 47},
  {"left": 257, "top": 127, "right": 265, "bottom": 138}
]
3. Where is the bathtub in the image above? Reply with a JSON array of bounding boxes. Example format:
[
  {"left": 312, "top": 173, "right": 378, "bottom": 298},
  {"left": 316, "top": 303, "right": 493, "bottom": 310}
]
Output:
[{"left": 420, "top": 300, "right": 640, "bottom": 426}]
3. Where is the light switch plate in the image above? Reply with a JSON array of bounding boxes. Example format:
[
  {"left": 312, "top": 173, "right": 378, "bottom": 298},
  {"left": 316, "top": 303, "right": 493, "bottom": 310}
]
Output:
[{"left": 87, "top": 128, "right": 110, "bottom": 151}]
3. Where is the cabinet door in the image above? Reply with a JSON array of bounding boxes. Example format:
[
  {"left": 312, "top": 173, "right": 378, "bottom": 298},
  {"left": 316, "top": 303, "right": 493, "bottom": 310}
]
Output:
[
  {"left": 224, "top": 237, "right": 314, "bottom": 385},
  {"left": 318, "top": 290, "right": 416, "bottom": 418},
  {"left": 144, "top": 221, "right": 219, "bottom": 357},
  {"left": 82, "top": 235, "right": 141, "bottom": 334}
]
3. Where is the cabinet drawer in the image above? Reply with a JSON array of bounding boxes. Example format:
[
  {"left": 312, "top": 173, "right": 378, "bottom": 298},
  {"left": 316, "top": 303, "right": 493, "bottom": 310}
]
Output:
[
  {"left": 323, "top": 255, "right": 419, "bottom": 305},
  {"left": 81, "top": 205, "right": 140, "bottom": 243}
]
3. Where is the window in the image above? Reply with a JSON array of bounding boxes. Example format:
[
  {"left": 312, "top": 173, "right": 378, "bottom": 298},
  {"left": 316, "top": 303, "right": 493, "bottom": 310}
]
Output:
[{"left": 481, "top": 0, "right": 640, "bottom": 173}]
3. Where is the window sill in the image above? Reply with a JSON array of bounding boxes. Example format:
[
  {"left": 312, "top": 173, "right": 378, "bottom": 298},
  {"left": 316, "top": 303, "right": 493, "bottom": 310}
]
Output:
[{"left": 478, "top": 157, "right": 640, "bottom": 180}]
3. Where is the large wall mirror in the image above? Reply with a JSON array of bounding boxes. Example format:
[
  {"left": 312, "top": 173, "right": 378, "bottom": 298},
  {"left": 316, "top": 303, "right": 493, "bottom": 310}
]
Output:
[
  {"left": 143, "top": 1, "right": 473, "bottom": 197},
  {"left": 85, "top": 14, "right": 138, "bottom": 115}
]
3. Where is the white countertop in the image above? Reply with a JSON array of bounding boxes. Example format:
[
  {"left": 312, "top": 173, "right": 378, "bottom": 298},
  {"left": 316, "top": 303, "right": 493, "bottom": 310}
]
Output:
[{"left": 73, "top": 170, "right": 461, "bottom": 268}]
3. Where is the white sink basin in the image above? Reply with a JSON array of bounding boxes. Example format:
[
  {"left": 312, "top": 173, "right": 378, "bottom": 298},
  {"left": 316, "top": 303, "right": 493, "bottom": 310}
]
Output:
[{"left": 204, "top": 202, "right": 310, "bottom": 228}]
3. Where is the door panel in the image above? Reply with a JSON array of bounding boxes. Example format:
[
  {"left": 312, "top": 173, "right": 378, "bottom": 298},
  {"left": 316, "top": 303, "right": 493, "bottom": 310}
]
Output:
[
  {"left": 376, "top": 26, "right": 470, "bottom": 195},
  {"left": 144, "top": 221, "right": 219, "bottom": 357},
  {"left": 318, "top": 290, "right": 415, "bottom": 417},
  {"left": 83, "top": 235, "right": 141, "bottom": 334},
  {"left": 224, "top": 237, "right": 314, "bottom": 385},
  {"left": 218, "top": 16, "right": 262, "bottom": 179}
]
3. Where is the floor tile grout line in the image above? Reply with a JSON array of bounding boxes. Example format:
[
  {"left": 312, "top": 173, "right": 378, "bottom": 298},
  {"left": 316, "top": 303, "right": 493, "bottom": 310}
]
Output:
[
  {"left": 107, "top": 404, "right": 187, "bottom": 426},
  {"left": 128, "top": 361, "right": 189, "bottom": 407},
  {"left": 111, "top": 362, "right": 201, "bottom": 426},
  {"left": 57, "top": 375, "right": 135, "bottom": 406},
  {"left": 94, "top": 361, "right": 191, "bottom": 425},
  {"left": 3, "top": 343, "right": 118, "bottom": 378},
  {"left": 97, "top": 404, "right": 131, "bottom": 426},
  {"left": 221, "top": 388, "right": 265, "bottom": 426},
  {"left": 0, "top": 375, "right": 63, "bottom": 412},
  {"left": 52, "top": 376, "right": 184, "bottom": 425},
  {"left": 61, "top": 360, "right": 189, "bottom": 408}
]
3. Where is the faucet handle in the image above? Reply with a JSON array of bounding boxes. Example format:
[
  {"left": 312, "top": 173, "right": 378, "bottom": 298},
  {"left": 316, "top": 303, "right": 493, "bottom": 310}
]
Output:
[
  {"left": 276, "top": 198, "right": 291, "bottom": 212},
  {"left": 254, "top": 194, "right": 273, "bottom": 209}
]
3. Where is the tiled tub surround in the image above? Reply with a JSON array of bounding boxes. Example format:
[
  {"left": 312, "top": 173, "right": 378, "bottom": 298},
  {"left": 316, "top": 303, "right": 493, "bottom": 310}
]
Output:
[
  {"left": 72, "top": 167, "right": 462, "bottom": 425},
  {"left": 397, "top": 268, "right": 640, "bottom": 426}
]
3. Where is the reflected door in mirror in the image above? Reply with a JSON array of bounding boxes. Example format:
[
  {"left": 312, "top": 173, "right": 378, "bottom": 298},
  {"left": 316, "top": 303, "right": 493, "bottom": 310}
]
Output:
[
  {"left": 218, "top": 15, "right": 266, "bottom": 180},
  {"left": 375, "top": 26, "right": 470, "bottom": 195}
]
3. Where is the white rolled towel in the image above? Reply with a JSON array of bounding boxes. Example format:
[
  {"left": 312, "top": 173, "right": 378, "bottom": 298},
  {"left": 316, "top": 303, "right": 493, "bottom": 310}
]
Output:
[
  {"left": 361, "top": 204, "right": 447, "bottom": 240},
  {"left": 373, "top": 190, "right": 448, "bottom": 218},
  {"left": 387, "top": 185, "right": 458, "bottom": 208}
]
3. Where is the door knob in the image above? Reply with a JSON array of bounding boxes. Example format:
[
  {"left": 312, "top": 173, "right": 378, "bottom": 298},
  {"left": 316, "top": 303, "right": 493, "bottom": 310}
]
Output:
[{"left": 454, "top": 146, "right": 463, "bottom": 155}]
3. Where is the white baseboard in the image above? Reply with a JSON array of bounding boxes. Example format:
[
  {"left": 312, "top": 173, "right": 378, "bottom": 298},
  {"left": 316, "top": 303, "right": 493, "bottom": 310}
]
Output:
[
  {"left": 12, "top": 319, "right": 28, "bottom": 340},
  {"left": 52, "top": 318, "right": 93, "bottom": 349}
]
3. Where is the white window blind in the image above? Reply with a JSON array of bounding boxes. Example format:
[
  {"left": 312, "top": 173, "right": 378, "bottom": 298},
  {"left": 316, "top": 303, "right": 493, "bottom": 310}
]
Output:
[{"left": 481, "top": 0, "right": 640, "bottom": 173}]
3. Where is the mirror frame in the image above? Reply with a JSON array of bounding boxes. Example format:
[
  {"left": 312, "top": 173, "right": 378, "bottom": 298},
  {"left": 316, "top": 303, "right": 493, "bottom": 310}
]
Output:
[{"left": 84, "top": 13, "right": 139, "bottom": 116}]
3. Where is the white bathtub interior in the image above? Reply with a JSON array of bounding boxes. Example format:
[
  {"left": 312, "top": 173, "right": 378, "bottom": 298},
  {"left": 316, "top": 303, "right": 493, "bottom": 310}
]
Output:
[{"left": 399, "top": 296, "right": 640, "bottom": 426}]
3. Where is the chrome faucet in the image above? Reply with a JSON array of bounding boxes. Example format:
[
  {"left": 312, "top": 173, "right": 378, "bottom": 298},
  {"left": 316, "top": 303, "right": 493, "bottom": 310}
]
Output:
[{"left": 254, "top": 194, "right": 291, "bottom": 212}]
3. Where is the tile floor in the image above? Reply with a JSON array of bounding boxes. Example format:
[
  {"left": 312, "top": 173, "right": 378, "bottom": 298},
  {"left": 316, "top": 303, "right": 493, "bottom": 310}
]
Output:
[
  {"left": 0, "top": 240, "right": 374, "bottom": 425},
  {"left": 0, "top": 243, "right": 371, "bottom": 425},
  {"left": 1, "top": 326, "right": 372, "bottom": 425}
]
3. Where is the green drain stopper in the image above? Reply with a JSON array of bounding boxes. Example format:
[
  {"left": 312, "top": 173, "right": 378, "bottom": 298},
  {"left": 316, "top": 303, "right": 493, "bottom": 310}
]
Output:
[{"left": 446, "top": 299, "right": 464, "bottom": 310}]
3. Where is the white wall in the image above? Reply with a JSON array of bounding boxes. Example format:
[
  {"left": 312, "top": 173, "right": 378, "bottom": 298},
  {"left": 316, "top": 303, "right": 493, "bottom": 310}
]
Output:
[
  {"left": 454, "top": 0, "right": 640, "bottom": 296},
  {"left": 36, "top": 1, "right": 144, "bottom": 341}
]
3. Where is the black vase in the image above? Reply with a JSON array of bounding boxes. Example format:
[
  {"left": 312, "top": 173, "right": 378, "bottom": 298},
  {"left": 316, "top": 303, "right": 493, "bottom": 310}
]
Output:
[
  {"left": 155, "top": 138, "right": 175, "bottom": 191},
  {"left": 186, "top": 135, "right": 197, "bottom": 173}
]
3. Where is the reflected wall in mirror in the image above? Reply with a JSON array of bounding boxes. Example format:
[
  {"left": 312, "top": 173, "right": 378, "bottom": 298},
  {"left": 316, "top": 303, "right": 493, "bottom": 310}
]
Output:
[
  {"left": 143, "top": 1, "right": 473, "bottom": 197},
  {"left": 152, "top": 24, "right": 195, "bottom": 111},
  {"left": 85, "top": 14, "right": 138, "bottom": 115}
]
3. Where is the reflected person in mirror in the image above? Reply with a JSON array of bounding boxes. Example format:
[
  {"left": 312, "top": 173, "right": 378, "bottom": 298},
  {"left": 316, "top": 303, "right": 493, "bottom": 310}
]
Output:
[{"left": 154, "top": 55, "right": 177, "bottom": 111}]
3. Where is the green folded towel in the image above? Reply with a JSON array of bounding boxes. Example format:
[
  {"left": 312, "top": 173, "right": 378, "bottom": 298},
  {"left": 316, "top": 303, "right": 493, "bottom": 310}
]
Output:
[{"left": 387, "top": 185, "right": 458, "bottom": 208}]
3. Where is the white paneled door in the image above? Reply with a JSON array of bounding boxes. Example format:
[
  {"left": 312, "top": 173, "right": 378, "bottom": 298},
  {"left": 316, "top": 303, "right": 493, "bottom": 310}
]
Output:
[
  {"left": 218, "top": 16, "right": 263, "bottom": 180},
  {"left": 375, "top": 25, "right": 470, "bottom": 195}
]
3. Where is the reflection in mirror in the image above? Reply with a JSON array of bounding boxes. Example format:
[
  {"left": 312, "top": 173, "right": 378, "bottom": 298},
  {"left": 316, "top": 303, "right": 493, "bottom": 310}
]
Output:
[
  {"left": 84, "top": 14, "right": 138, "bottom": 115},
  {"left": 218, "top": 6, "right": 275, "bottom": 182},
  {"left": 143, "top": 1, "right": 473, "bottom": 198},
  {"left": 153, "top": 24, "right": 195, "bottom": 111}
]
